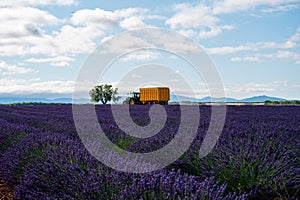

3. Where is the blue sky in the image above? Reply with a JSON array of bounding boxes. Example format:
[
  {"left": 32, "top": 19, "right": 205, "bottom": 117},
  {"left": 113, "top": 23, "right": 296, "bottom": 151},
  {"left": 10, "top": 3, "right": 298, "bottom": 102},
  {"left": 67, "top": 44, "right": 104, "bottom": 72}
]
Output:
[{"left": 0, "top": 0, "right": 299, "bottom": 99}]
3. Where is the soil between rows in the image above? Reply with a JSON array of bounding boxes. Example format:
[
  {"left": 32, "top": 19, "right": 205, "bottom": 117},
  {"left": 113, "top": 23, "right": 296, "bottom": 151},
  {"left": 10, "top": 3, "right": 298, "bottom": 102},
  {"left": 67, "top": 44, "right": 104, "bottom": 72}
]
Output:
[{"left": 0, "top": 177, "right": 14, "bottom": 200}]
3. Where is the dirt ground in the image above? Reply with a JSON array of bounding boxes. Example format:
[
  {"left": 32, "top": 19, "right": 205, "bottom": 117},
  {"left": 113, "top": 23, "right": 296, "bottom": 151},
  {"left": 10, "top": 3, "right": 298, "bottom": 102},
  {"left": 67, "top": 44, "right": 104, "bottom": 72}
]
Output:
[{"left": 0, "top": 178, "right": 14, "bottom": 200}]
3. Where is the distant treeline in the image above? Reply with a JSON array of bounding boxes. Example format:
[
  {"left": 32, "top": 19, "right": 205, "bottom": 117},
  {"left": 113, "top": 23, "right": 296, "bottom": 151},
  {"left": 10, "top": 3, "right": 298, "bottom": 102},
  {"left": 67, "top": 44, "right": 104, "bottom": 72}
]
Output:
[
  {"left": 0, "top": 102, "right": 69, "bottom": 106},
  {"left": 264, "top": 100, "right": 300, "bottom": 105}
]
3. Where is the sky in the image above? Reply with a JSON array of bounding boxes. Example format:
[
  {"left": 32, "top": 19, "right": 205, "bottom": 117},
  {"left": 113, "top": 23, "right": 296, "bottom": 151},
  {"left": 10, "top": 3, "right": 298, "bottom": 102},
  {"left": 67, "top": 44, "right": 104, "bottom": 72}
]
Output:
[{"left": 0, "top": 0, "right": 299, "bottom": 100}]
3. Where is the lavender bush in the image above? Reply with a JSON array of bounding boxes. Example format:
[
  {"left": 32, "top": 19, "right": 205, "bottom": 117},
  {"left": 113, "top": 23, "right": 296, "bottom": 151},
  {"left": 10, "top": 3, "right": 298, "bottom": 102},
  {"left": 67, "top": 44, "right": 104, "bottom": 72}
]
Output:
[{"left": 0, "top": 105, "right": 299, "bottom": 199}]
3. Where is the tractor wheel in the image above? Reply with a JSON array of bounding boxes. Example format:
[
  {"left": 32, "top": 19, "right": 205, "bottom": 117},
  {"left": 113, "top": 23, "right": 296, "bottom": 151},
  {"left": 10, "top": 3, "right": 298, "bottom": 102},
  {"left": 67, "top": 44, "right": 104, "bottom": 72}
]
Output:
[{"left": 129, "top": 98, "right": 135, "bottom": 105}]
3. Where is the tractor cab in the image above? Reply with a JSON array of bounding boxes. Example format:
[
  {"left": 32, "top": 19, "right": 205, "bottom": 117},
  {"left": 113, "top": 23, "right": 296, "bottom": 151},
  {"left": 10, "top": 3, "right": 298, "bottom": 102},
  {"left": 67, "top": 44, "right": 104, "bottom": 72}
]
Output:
[
  {"left": 132, "top": 92, "right": 140, "bottom": 100},
  {"left": 129, "top": 92, "right": 141, "bottom": 105}
]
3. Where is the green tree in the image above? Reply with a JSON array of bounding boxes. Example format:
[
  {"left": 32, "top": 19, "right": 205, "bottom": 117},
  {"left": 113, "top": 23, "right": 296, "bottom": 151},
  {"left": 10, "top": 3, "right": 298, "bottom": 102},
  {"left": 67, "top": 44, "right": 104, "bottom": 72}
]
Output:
[{"left": 89, "top": 84, "right": 120, "bottom": 104}]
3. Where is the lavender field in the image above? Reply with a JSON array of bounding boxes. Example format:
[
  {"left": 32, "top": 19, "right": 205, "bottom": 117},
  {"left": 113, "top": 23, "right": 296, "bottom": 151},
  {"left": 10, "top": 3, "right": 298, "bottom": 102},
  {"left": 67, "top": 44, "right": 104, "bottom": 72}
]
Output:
[{"left": 0, "top": 105, "right": 299, "bottom": 199}]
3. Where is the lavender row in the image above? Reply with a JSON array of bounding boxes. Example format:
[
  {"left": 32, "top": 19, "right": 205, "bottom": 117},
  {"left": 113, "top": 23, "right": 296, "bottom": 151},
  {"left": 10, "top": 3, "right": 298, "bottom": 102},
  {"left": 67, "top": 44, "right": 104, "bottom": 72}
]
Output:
[{"left": 0, "top": 105, "right": 299, "bottom": 199}]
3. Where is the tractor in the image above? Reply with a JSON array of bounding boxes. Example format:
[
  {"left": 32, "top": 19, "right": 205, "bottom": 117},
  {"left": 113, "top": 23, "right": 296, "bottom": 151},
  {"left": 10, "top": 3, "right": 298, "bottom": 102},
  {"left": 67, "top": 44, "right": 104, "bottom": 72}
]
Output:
[{"left": 123, "top": 87, "right": 170, "bottom": 105}]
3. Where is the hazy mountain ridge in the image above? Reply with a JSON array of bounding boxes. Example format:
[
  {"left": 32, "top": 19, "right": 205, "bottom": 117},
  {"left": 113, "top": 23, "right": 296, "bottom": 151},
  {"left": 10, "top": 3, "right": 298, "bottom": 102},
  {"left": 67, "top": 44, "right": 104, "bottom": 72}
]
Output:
[{"left": 170, "top": 95, "right": 286, "bottom": 103}]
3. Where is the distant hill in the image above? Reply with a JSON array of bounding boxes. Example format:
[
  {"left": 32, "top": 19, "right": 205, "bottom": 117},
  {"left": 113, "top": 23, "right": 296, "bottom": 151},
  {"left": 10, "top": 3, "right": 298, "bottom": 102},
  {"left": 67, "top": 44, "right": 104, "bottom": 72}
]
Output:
[
  {"left": 170, "top": 95, "right": 286, "bottom": 103},
  {"left": 0, "top": 95, "right": 289, "bottom": 104},
  {"left": 0, "top": 97, "right": 90, "bottom": 104},
  {"left": 170, "top": 95, "right": 237, "bottom": 103},
  {"left": 240, "top": 95, "right": 286, "bottom": 103}
]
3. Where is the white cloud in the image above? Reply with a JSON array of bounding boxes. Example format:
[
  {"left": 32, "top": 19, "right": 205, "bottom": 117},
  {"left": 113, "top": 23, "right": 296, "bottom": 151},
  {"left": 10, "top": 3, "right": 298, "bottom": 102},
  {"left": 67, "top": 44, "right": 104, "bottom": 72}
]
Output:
[
  {"left": 0, "top": 0, "right": 77, "bottom": 7},
  {"left": 100, "top": 35, "right": 114, "bottom": 44},
  {"left": 265, "top": 51, "right": 300, "bottom": 64},
  {"left": 0, "top": 78, "right": 75, "bottom": 94},
  {"left": 166, "top": 1, "right": 299, "bottom": 39},
  {"left": 0, "top": 7, "right": 150, "bottom": 57},
  {"left": 199, "top": 25, "right": 234, "bottom": 39},
  {"left": 165, "top": 2, "right": 235, "bottom": 39},
  {"left": 146, "top": 15, "right": 167, "bottom": 20},
  {"left": 177, "top": 29, "right": 197, "bottom": 38},
  {"left": 114, "top": 7, "right": 147, "bottom": 18},
  {"left": 0, "top": 21, "right": 104, "bottom": 56},
  {"left": 120, "top": 51, "right": 159, "bottom": 62},
  {"left": 207, "top": 27, "right": 300, "bottom": 55},
  {"left": 120, "top": 16, "right": 145, "bottom": 30},
  {"left": 26, "top": 56, "right": 74, "bottom": 67},
  {"left": 71, "top": 8, "right": 147, "bottom": 30},
  {"left": 0, "top": 7, "right": 59, "bottom": 35},
  {"left": 71, "top": 8, "right": 120, "bottom": 30},
  {"left": 258, "top": 41, "right": 295, "bottom": 49},
  {"left": 262, "top": 4, "right": 299, "bottom": 13},
  {"left": 206, "top": 45, "right": 256, "bottom": 55},
  {"left": 100, "top": 32, "right": 154, "bottom": 54},
  {"left": 51, "top": 25, "right": 104, "bottom": 55},
  {"left": 286, "top": 27, "right": 300, "bottom": 48},
  {"left": 130, "top": 29, "right": 202, "bottom": 53},
  {"left": 230, "top": 56, "right": 260, "bottom": 62},
  {"left": 229, "top": 51, "right": 300, "bottom": 64},
  {"left": 0, "top": 2, "right": 298, "bottom": 65},
  {"left": 213, "top": 0, "right": 300, "bottom": 14},
  {"left": 166, "top": 3, "right": 218, "bottom": 29},
  {"left": 258, "top": 28, "right": 300, "bottom": 49},
  {"left": 0, "top": 60, "right": 37, "bottom": 75},
  {"left": 0, "top": 7, "right": 60, "bottom": 56},
  {"left": 100, "top": 28, "right": 202, "bottom": 56}
]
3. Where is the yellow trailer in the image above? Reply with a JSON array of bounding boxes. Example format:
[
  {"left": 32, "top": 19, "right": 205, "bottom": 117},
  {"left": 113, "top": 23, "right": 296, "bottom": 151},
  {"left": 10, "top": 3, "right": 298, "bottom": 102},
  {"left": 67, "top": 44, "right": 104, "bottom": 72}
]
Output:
[
  {"left": 125, "top": 87, "right": 170, "bottom": 105},
  {"left": 140, "top": 87, "right": 170, "bottom": 104}
]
